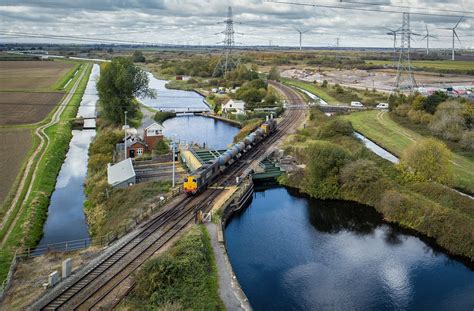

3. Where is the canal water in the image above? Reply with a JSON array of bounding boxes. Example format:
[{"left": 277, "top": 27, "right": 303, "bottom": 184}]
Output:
[
  {"left": 140, "top": 73, "right": 238, "bottom": 149},
  {"left": 139, "top": 73, "right": 210, "bottom": 112},
  {"left": 37, "top": 64, "right": 100, "bottom": 249},
  {"left": 225, "top": 186, "right": 474, "bottom": 311}
]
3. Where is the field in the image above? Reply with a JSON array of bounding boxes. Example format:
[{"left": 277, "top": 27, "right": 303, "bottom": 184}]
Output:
[
  {"left": 0, "top": 92, "right": 64, "bottom": 125},
  {"left": 0, "top": 61, "right": 74, "bottom": 91},
  {"left": 0, "top": 129, "right": 32, "bottom": 208},
  {"left": 366, "top": 60, "right": 474, "bottom": 71},
  {"left": 343, "top": 110, "right": 474, "bottom": 193}
]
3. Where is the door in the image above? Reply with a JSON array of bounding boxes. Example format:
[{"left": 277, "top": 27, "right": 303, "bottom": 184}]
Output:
[{"left": 129, "top": 149, "right": 135, "bottom": 158}]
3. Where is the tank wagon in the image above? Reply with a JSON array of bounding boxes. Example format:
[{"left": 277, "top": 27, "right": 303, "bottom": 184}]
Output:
[{"left": 183, "top": 119, "right": 277, "bottom": 194}]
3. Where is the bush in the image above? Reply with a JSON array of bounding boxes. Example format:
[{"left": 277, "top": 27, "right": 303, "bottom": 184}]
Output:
[
  {"left": 429, "top": 101, "right": 466, "bottom": 141},
  {"left": 340, "top": 159, "right": 388, "bottom": 205},
  {"left": 317, "top": 119, "right": 353, "bottom": 138},
  {"left": 154, "top": 111, "right": 176, "bottom": 124},
  {"left": 303, "top": 141, "right": 352, "bottom": 199},
  {"left": 399, "top": 138, "right": 452, "bottom": 184},
  {"left": 155, "top": 139, "right": 169, "bottom": 155},
  {"left": 460, "top": 130, "right": 474, "bottom": 151}
]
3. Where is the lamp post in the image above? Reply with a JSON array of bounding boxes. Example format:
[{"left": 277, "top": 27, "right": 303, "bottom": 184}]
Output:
[
  {"left": 122, "top": 111, "right": 129, "bottom": 160},
  {"left": 170, "top": 134, "right": 178, "bottom": 188}
]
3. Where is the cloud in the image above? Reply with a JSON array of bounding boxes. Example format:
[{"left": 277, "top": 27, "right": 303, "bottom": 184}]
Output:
[{"left": 0, "top": 0, "right": 472, "bottom": 48}]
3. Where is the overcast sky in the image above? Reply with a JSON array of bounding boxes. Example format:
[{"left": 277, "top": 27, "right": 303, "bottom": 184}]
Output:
[{"left": 0, "top": 0, "right": 472, "bottom": 48}]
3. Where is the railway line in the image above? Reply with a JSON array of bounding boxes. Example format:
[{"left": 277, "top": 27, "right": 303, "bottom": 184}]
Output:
[{"left": 32, "top": 80, "right": 306, "bottom": 311}]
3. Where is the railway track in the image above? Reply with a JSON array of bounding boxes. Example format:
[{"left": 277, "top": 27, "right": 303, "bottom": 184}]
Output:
[{"left": 33, "top": 81, "right": 306, "bottom": 311}]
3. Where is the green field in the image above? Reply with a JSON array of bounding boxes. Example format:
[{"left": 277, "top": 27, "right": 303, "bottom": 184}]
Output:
[
  {"left": 343, "top": 110, "right": 474, "bottom": 193},
  {"left": 366, "top": 60, "right": 474, "bottom": 71}
]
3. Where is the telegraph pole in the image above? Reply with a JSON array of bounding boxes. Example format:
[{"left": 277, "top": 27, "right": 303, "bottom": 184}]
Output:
[{"left": 123, "top": 111, "right": 129, "bottom": 160}]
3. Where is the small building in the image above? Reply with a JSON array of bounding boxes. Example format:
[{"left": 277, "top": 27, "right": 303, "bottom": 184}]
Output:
[
  {"left": 127, "top": 140, "right": 148, "bottom": 158},
  {"left": 141, "top": 120, "right": 164, "bottom": 150},
  {"left": 222, "top": 99, "right": 246, "bottom": 115},
  {"left": 107, "top": 158, "right": 136, "bottom": 189}
]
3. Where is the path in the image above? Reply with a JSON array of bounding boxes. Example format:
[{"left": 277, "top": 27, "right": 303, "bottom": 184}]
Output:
[
  {"left": 0, "top": 65, "right": 90, "bottom": 247},
  {"left": 206, "top": 223, "right": 251, "bottom": 311}
]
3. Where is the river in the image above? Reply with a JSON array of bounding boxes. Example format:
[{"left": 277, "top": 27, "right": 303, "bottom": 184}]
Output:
[
  {"left": 225, "top": 186, "right": 474, "bottom": 311},
  {"left": 37, "top": 64, "right": 100, "bottom": 250}
]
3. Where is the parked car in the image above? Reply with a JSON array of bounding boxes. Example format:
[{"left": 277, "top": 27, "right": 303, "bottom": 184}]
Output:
[
  {"left": 350, "top": 101, "right": 364, "bottom": 107},
  {"left": 376, "top": 102, "right": 389, "bottom": 109}
]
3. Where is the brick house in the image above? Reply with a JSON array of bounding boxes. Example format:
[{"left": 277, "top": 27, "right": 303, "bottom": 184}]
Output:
[
  {"left": 127, "top": 140, "right": 148, "bottom": 158},
  {"left": 143, "top": 121, "right": 164, "bottom": 150}
]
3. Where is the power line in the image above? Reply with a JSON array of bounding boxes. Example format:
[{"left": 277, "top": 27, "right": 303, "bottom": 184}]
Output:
[
  {"left": 266, "top": 0, "right": 473, "bottom": 18},
  {"left": 340, "top": 0, "right": 474, "bottom": 15}
]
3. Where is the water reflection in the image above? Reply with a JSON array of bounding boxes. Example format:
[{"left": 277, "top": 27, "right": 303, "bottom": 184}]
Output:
[{"left": 225, "top": 186, "right": 474, "bottom": 311}]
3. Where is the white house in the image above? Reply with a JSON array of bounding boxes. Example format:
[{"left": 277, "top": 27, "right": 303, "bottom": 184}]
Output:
[
  {"left": 144, "top": 121, "right": 164, "bottom": 137},
  {"left": 107, "top": 158, "right": 136, "bottom": 189},
  {"left": 222, "top": 99, "right": 246, "bottom": 115}
]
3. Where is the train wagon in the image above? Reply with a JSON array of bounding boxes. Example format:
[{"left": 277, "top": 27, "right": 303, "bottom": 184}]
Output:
[{"left": 183, "top": 118, "right": 277, "bottom": 195}]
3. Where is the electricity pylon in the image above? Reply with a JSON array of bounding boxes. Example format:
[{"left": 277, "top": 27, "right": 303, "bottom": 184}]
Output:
[
  {"left": 213, "top": 6, "right": 238, "bottom": 77},
  {"left": 395, "top": 12, "right": 417, "bottom": 93}
]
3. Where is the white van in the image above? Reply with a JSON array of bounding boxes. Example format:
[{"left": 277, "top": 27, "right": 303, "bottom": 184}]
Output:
[
  {"left": 376, "top": 102, "right": 389, "bottom": 109},
  {"left": 350, "top": 101, "right": 364, "bottom": 107}
]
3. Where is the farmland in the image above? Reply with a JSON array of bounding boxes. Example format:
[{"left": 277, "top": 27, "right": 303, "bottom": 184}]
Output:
[
  {"left": 0, "top": 92, "right": 64, "bottom": 125},
  {"left": 0, "top": 60, "right": 74, "bottom": 91},
  {"left": 0, "top": 129, "right": 32, "bottom": 208}
]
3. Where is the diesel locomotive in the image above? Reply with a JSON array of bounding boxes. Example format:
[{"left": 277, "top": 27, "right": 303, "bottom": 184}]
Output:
[{"left": 183, "top": 118, "right": 277, "bottom": 194}]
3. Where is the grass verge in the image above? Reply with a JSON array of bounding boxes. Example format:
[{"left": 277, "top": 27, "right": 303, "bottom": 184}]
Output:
[
  {"left": 342, "top": 110, "right": 474, "bottom": 193},
  {"left": 119, "top": 226, "right": 224, "bottom": 310}
]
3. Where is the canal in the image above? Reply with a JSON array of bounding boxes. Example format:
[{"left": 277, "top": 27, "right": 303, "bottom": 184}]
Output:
[
  {"left": 37, "top": 64, "right": 100, "bottom": 249},
  {"left": 225, "top": 186, "right": 474, "bottom": 311},
  {"left": 140, "top": 73, "right": 238, "bottom": 150}
]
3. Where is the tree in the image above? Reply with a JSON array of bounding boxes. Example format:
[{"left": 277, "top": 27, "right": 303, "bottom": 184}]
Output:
[
  {"left": 429, "top": 101, "right": 466, "bottom": 141},
  {"left": 399, "top": 138, "right": 452, "bottom": 184},
  {"left": 132, "top": 50, "right": 146, "bottom": 63},
  {"left": 303, "top": 141, "right": 351, "bottom": 199},
  {"left": 422, "top": 91, "right": 448, "bottom": 114},
  {"left": 321, "top": 80, "right": 328, "bottom": 88},
  {"left": 155, "top": 139, "right": 169, "bottom": 155},
  {"left": 97, "top": 57, "right": 155, "bottom": 126},
  {"left": 268, "top": 66, "right": 280, "bottom": 81}
]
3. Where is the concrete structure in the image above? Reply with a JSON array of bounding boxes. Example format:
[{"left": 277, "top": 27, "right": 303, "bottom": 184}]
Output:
[
  {"left": 222, "top": 99, "right": 245, "bottom": 115},
  {"left": 107, "top": 158, "right": 136, "bottom": 189},
  {"left": 48, "top": 271, "right": 60, "bottom": 287},
  {"left": 62, "top": 258, "right": 72, "bottom": 279}
]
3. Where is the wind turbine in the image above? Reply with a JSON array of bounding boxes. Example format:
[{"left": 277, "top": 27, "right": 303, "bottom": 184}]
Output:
[
  {"left": 384, "top": 27, "right": 399, "bottom": 52},
  {"left": 421, "top": 24, "right": 437, "bottom": 55},
  {"left": 441, "top": 17, "right": 463, "bottom": 60},
  {"left": 294, "top": 27, "right": 309, "bottom": 50}
]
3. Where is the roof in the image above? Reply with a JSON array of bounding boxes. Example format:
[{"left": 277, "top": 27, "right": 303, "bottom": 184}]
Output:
[
  {"left": 141, "top": 119, "right": 164, "bottom": 131},
  {"left": 107, "top": 158, "right": 136, "bottom": 186}
]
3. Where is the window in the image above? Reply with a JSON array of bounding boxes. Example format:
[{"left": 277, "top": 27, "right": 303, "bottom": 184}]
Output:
[{"left": 137, "top": 148, "right": 143, "bottom": 155}]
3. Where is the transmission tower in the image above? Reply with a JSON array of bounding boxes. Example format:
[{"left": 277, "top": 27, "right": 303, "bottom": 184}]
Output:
[
  {"left": 395, "top": 12, "right": 417, "bottom": 92},
  {"left": 213, "top": 6, "right": 238, "bottom": 77}
]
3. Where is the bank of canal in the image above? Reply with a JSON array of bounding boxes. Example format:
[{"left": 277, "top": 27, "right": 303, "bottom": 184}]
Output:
[
  {"left": 37, "top": 64, "right": 100, "bottom": 249},
  {"left": 225, "top": 186, "right": 474, "bottom": 311}
]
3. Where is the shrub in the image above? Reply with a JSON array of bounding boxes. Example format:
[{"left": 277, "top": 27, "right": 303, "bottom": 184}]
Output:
[
  {"left": 340, "top": 159, "right": 388, "bottom": 205},
  {"left": 399, "top": 138, "right": 452, "bottom": 184},
  {"left": 303, "top": 141, "right": 352, "bottom": 199},
  {"left": 154, "top": 111, "right": 176, "bottom": 124},
  {"left": 155, "top": 139, "right": 169, "bottom": 155},
  {"left": 394, "top": 104, "right": 411, "bottom": 117},
  {"left": 459, "top": 130, "right": 474, "bottom": 151},
  {"left": 429, "top": 101, "right": 466, "bottom": 141},
  {"left": 317, "top": 119, "right": 353, "bottom": 139}
]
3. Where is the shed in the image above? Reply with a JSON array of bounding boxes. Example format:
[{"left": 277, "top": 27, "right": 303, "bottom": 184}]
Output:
[{"left": 107, "top": 158, "right": 136, "bottom": 189}]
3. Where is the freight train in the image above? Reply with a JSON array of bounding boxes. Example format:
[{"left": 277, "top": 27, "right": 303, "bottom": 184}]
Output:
[{"left": 183, "top": 118, "right": 277, "bottom": 195}]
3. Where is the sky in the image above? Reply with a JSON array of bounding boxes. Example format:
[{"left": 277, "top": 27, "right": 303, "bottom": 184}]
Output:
[{"left": 0, "top": 0, "right": 473, "bottom": 49}]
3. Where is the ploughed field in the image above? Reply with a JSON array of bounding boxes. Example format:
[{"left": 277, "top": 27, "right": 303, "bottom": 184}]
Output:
[
  {"left": 0, "top": 91, "right": 64, "bottom": 125},
  {"left": 0, "top": 60, "right": 73, "bottom": 91},
  {"left": 0, "top": 129, "right": 32, "bottom": 208}
]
